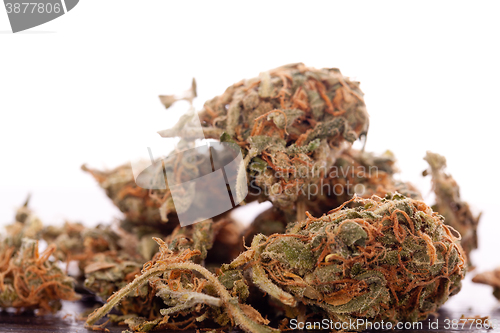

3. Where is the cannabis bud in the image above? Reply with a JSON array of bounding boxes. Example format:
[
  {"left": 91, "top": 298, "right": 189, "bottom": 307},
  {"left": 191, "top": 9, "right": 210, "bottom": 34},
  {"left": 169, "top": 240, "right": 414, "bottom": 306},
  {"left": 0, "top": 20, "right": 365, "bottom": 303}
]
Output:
[
  {"left": 159, "top": 63, "right": 369, "bottom": 221},
  {"left": 0, "top": 199, "right": 80, "bottom": 314},
  {"left": 86, "top": 221, "right": 272, "bottom": 333},
  {"left": 243, "top": 149, "right": 423, "bottom": 243},
  {"left": 83, "top": 136, "right": 238, "bottom": 229},
  {"left": 0, "top": 237, "right": 80, "bottom": 314},
  {"left": 230, "top": 194, "right": 466, "bottom": 328},
  {"left": 423, "top": 151, "right": 480, "bottom": 266},
  {"left": 88, "top": 194, "right": 466, "bottom": 332},
  {"left": 2, "top": 65, "right": 476, "bottom": 333},
  {"left": 81, "top": 163, "right": 177, "bottom": 231}
]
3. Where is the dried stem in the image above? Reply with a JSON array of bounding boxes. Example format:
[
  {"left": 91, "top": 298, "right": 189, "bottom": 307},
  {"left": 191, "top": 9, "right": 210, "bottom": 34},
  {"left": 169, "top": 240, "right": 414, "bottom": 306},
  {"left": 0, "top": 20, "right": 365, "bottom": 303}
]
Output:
[{"left": 85, "top": 261, "right": 277, "bottom": 333}]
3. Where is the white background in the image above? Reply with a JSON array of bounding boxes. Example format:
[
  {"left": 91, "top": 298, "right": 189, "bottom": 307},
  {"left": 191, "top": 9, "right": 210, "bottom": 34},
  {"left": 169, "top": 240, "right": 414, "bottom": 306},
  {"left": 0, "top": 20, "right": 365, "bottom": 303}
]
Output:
[{"left": 1, "top": 1, "right": 499, "bottom": 313}]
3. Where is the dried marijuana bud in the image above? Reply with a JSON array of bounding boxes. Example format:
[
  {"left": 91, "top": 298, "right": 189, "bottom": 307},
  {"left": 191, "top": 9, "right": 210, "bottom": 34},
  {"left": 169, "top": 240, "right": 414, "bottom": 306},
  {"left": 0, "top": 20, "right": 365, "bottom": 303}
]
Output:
[
  {"left": 86, "top": 194, "right": 466, "bottom": 332},
  {"left": 2, "top": 65, "right": 481, "bottom": 333},
  {"left": 159, "top": 63, "right": 369, "bottom": 221},
  {"left": 91, "top": 64, "right": 370, "bottom": 227},
  {"left": 81, "top": 218, "right": 242, "bottom": 328},
  {"left": 85, "top": 221, "right": 273, "bottom": 333},
  {"left": 229, "top": 194, "right": 466, "bottom": 329},
  {"left": 41, "top": 219, "right": 164, "bottom": 318},
  {"left": 77, "top": 225, "right": 159, "bottom": 318},
  {"left": 196, "top": 63, "right": 368, "bottom": 146},
  {"left": 243, "top": 149, "right": 422, "bottom": 245},
  {"left": 423, "top": 151, "right": 480, "bottom": 266},
  {"left": 3, "top": 195, "right": 43, "bottom": 248},
  {"left": 42, "top": 221, "right": 155, "bottom": 271},
  {"left": 82, "top": 163, "right": 177, "bottom": 231},
  {"left": 0, "top": 201, "right": 80, "bottom": 314},
  {"left": 0, "top": 239, "right": 80, "bottom": 314},
  {"left": 83, "top": 144, "right": 238, "bottom": 229}
]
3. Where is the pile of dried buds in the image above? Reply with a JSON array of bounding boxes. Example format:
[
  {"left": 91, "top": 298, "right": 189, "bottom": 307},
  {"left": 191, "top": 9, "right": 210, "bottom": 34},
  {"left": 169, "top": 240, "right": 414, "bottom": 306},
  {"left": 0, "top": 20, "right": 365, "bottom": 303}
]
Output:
[{"left": 0, "top": 64, "right": 480, "bottom": 333}]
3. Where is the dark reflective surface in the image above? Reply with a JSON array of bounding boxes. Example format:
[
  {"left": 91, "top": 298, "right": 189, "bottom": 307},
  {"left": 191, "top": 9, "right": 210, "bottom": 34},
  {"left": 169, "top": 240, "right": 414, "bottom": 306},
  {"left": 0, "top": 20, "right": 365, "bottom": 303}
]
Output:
[{"left": 0, "top": 302, "right": 496, "bottom": 333}]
